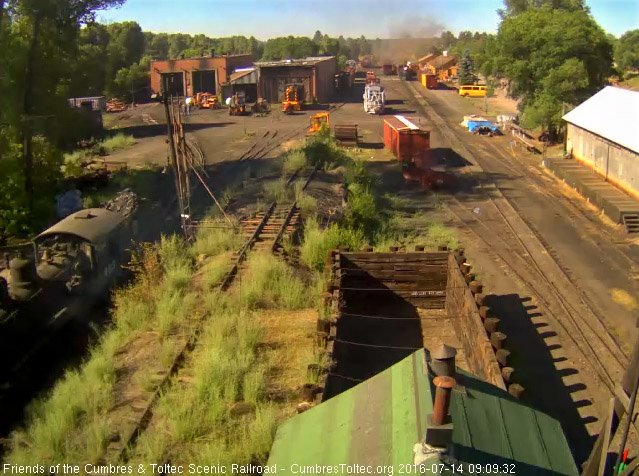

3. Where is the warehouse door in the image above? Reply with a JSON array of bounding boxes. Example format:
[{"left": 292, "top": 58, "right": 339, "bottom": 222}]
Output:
[
  {"left": 276, "top": 78, "right": 310, "bottom": 102},
  {"left": 161, "top": 72, "right": 185, "bottom": 96},
  {"left": 192, "top": 70, "right": 217, "bottom": 94}
]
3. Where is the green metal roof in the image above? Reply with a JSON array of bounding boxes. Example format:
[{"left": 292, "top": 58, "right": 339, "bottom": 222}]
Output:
[{"left": 268, "top": 350, "right": 578, "bottom": 475}]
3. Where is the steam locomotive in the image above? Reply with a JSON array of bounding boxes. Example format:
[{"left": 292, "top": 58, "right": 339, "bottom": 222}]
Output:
[{"left": 0, "top": 193, "right": 138, "bottom": 382}]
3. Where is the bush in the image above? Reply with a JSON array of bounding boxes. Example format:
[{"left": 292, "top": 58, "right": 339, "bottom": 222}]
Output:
[
  {"left": 300, "top": 216, "right": 367, "bottom": 271},
  {"left": 237, "top": 252, "right": 314, "bottom": 309},
  {"left": 191, "top": 224, "right": 243, "bottom": 258},
  {"left": 100, "top": 134, "right": 136, "bottom": 154},
  {"left": 282, "top": 149, "right": 307, "bottom": 174},
  {"left": 60, "top": 151, "right": 87, "bottom": 178}
]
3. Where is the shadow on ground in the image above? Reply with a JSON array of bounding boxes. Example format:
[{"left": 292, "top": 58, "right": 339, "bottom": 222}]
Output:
[{"left": 485, "top": 293, "right": 596, "bottom": 465}]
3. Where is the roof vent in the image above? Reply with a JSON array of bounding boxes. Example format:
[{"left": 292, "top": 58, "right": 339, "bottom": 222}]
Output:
[
  {"left": 74, "top": 211, "right": 96, "bottom": 220},
  {"left": 428, "top": 344, "right": 457, "bottom": 377}
]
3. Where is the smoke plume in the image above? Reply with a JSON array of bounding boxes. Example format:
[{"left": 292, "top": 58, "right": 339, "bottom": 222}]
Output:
[{"left": 388, "top": 16, "right": 445, "bottom": 39}]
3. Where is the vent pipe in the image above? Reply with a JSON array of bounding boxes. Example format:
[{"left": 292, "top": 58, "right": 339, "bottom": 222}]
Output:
[
  {"left": 424, "top": 375, "right": 455, "bottom": 448},
  {"left": 429, "top": 344, "right": 457, "bottom": 377}
]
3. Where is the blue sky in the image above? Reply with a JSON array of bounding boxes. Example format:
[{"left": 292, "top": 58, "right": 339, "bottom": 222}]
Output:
[{"left": 98, "top": 0, "right": 639, "bottom": 39}]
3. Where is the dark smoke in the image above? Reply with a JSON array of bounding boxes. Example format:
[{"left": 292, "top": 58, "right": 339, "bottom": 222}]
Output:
[{"left": 388, "top": 16, "right": 445, "bottom": 39}]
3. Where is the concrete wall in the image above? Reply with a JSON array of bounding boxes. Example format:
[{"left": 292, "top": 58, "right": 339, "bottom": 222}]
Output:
[
  {"left": 567, "top": 123, "right": 639, "bottom": 199},
  {"left": 150, "top": 55, "right": 254, "bottom": 97}
]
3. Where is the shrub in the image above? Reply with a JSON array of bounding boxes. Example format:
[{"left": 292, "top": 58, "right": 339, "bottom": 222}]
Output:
[
  {"left": 282, "top": 149, "right": 307, "bottom": 174},
  {"left": 300, "top": 216, "right": 367, "bottom": 271},
  {"left": 60, "top": 151, "right": 87, "bottom": 178},
  {"left": 100, "top": 133, "right": 136, "bottom": 154}
]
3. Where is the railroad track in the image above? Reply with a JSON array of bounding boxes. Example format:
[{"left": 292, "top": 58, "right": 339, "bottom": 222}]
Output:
[
  {"left": 108, "top": 163, "right": 319, "bottom": 464},
  {"left": 404, "top": 81, "right": 628, "bottom": 396}
]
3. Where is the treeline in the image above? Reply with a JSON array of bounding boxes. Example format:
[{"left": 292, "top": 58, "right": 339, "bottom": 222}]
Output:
[{"left": 442, "top": 0, "right": 638, "bottom": 141}]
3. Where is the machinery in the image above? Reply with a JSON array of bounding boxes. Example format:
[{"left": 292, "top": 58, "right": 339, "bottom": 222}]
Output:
[
  {"left": 227, "top": 91, "right": 247, "bottom": 116},
  {"left": 307, "top": 112, "right": 329, "bottom": 134},
  {"left": 363, "top": 83, "right": 385, "bottom": 114},
  {"left": 194, "top": 92, "right": 219, "bottom": 109},
  {"left": 365, "top": 71, "right": 379, "bottom": 85},
  {"left": 282, "top": 85, "right": 302, "bottom": 114},
  {"left": 251, "top": 98, "right": 271, "bottom": 116},
  {"left": 399, "top": 62, "right": 418, "bottom": 81}
]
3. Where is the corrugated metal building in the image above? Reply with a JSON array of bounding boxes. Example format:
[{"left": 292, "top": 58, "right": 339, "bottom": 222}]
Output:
[
  {"left": 149, "top": 54, "right": 254, "bottom": 97},
  {"left": 563, "top": 86, "right": 639, "bottom": 199},
  {"left": 268, "top": 350, "right": 578, "bottom": 474},
  {"left": 225, "top": 67, "right": 258, "bottom": 103},
  {"left": 255, "top": 56, "right": 337, "bottom": 103}
]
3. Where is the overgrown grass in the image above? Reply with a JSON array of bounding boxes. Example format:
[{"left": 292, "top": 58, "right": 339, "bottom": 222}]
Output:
[
  {"left": 6, "top": 235, "right": 195, "bottom": 465},
  {"left": 190, "top": 222, "right": 243, "bottom": 257},
  {"left": 236, "top": 252, "right": 317, "bottom": 310},
  {"left": 300, "top": 216, "right": 367, "bottom": 271},
  {"left": 100, "top": 133, "right": 136, "bottom": 154},
  {"left": 282, "top": 149, "right": 307, "bottom": 174},
  {"left": 263, "top": 178, "right": 292, "bottom": 203}
]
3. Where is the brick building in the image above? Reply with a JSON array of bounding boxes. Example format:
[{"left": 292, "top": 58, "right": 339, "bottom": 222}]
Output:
[{"left": 149, "top": 54, "right": 254, "bottom": 97}]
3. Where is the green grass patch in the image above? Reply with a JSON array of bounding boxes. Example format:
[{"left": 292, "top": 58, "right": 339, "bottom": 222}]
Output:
[
  {"left": 236, "top": 252, "right": 317, "bottom": 310},
  {"left": 100, "top": 133, "right": 136, "bottom": 154},
  {"left": 282, "top": 149, "right": 307, "bottom": 174},
  {"left": 190, "top": 222, "right": 243, "bottom": 258},
  {"left": 5, "top": 235, "right": 196, "bottom": 465},
  {"left": 300, "top": 216, "right": 367, "bottom": 271}
]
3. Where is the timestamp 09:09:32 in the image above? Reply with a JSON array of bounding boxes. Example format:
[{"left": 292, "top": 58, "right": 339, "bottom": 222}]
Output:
[{"left": 397, "top": 463, "right": 516, "bottom": 474}]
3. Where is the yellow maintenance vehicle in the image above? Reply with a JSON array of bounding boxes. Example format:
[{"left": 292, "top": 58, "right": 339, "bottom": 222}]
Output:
[
  {"left": 194, "top": 92, "right": 219, "bottom": 109},
  {"left": 282, "top": 85, "right": 302, "bottom": 114},
  {"left": 307, "top": 112, "right": 329, "bottom": 134},
  {"left": 227, "top": 91, "right": 247, "bottom": 116}
]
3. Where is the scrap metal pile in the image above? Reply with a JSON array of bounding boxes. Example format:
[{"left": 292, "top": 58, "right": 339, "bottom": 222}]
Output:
[
  {"left": 106, "top": 99, "right": 128, "bottom": 112},
  {"left": 104, "top": 188, "right": 139, "bottom": 218}
]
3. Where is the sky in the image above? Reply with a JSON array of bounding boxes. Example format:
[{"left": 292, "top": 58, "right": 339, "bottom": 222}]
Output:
[{"left": 98, "top": 0, "right": 639, "bottom": 39}]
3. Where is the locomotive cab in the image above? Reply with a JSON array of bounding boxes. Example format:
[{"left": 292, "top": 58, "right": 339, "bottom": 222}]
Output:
[{"left": 34, "top": 208, "right": 128, "bottom": 295}]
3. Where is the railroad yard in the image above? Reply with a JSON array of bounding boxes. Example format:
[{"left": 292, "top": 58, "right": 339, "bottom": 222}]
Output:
[{"left": 1, "top": 14, "right": 639, "bottom": 474}]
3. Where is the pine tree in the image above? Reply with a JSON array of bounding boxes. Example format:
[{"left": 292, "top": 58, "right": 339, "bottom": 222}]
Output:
[{"left": 458, "top": 50, "right": 477, "bottom": 85}]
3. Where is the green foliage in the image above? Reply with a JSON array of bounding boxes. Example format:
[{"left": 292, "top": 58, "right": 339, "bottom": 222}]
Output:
[
  {"left": 458, "top": 49, "right": 477, "bottom": 85},
  {"left": 489, "top": 6, "right": 612, "bottom": 136},
  {"left": 498, "top": 0, "right": 588, "bottom": 18},
  {"left": 60, "top": 151, "right": 87, "bottom": 178},
  {"left": 282, "top": 149, "right": 307, "bottom": 174},
  {"left": 100, "top": 133, "right": 136, "bottom": 153},
  {"left": 300, "top": 216, "right": 366, "bottom": 271},
  {"left": 615, "top": 30, "right": 639, "bottom": 71},
  {"left": 237, "top": 252, "right": 315, "bottom": 310},
  {"left": 261, "top": 36, "right": 319, "bottom": 60},
  {"left": 108, "top": 61, "right": 150, "bottom": 102}
]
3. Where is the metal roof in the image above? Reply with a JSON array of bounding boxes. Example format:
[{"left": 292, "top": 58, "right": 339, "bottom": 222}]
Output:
[
  {"left": 562, "top": 86, "right": 639, "bottom": 154},
  {"left": 230, "top": 68, "right": 257, "bottom": 83},
  {"left": 268, "top": 350, "right": 578, "bottom": 474},
  {"left": 255, "top": 56, "right": 335, "bottom": 67},
  {"left": 36, "top": 208, "right": 126, "bottom": 243}
]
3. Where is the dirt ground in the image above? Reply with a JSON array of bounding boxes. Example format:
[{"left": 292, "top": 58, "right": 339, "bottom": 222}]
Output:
[{"left": 98, "top": 73, "right": 638, "bottom": 465}]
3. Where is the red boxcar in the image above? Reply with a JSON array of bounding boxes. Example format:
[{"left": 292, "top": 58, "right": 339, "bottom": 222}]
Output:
[{"left": 383, "top": 116, "right": 431, "bottom": 164}]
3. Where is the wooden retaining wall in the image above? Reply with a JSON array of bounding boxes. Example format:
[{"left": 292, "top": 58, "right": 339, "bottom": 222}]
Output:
[
  {"left": 446, "top": 252, "right": 506, "bottom": 390},
  {"left": 301, "top": 247, "right": 522, "bottom": 411}
]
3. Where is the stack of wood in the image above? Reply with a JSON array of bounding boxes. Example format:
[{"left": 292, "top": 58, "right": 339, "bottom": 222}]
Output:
[
  {"left": 106, "top": 99, "right": 128, "bottom": 112},
  {"left": 334, "top": 124, "right": 358, "bottom": 147}
]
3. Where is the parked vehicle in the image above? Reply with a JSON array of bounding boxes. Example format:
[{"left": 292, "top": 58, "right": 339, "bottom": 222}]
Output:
[
  {"left": 382, "top": 63, "right": 397, "bottom": 75},
  {"left": 459, "top": 85, "right": 487, "bottom": 97},
  {"left": 363, "top": 84, "right": 385, "bottom": 114}
]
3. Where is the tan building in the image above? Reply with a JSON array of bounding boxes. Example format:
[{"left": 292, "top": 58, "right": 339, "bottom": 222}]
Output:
[
  {"left": 424, "top": 54, "right": 458, "bottom": 81},
  {"left": 563, "top": 86, "right": 639, "bottom": 199}
]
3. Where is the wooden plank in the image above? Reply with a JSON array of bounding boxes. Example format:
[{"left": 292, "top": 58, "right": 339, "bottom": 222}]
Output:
[
  {"left": 343, "top": 252, "right": 448, "bottom": 260},
  {"left": 340, "top": 274, "right": 447, "bottom": 284},
  {"left": 597, "top": 398, "right": 617, "bottom": 476},
  {"left": 341, "top": 282, "right": 446, "bottom": 292}
]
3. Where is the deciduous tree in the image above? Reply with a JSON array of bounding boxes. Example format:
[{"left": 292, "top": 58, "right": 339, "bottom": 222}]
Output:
[{"left": 614, "top": 29, "right": 639, "bottom": 71}]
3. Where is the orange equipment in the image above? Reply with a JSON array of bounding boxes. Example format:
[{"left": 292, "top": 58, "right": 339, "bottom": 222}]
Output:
[
  {"left": 195, "top": 92, "right": 218, "bottom": 109},
  {"left": 228, "top": 91, "right": 247, "bottom": 116},
  {"left": 282, "top": 85, "right": 302, "bottom": 114},
  {"left": 307, "top": 112, "right": 329, "bottom": 134}
]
